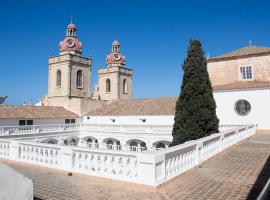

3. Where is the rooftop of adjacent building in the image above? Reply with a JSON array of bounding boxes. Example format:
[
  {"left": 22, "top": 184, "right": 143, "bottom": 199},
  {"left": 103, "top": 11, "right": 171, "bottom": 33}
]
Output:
[
  {"left": 207, "top": 44, "right": 270, "bottom": 62},
  {"left": 86, "top": 97, "right": 177, "bottom": 116},
  {"left": 0, "top": 105, "right": 78, "bottom": 119}
]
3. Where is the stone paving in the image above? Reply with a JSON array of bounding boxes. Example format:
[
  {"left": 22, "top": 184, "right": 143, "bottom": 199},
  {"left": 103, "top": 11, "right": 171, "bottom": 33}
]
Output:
[{"left": 1, "top": 131, "right": 270, "bottom": 200}]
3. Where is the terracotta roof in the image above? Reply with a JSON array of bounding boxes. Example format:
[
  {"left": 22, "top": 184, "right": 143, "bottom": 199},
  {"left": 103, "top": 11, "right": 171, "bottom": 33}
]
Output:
[
  {"left": 86, "top": 97, "right": 177, "bottom": 116},
  {"left": 0, "top": 106, "right": 79, "bottom": 119},
  {"left": 213, "top": 81, "right": 270, "bottom": 91},
  {"left": 208, "top": 46, "right": 270, "bottom": 62}
]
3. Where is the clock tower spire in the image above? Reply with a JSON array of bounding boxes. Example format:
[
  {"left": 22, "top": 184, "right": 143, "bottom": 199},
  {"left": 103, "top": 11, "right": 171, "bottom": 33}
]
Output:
[
  {"left": 44, "top": 22, "right": 92, "bottom": 114},
  {"left": 59, "top": 22, "right": 82, "bottom": 55},
  {"left": 93, "top": 40, "right": 133, "bottom": 100}
]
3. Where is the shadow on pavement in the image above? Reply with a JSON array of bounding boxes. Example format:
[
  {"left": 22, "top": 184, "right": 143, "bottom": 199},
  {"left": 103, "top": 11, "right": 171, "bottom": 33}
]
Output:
[{"left": 247, "top": 155, "right": 270, "bottom": 200}]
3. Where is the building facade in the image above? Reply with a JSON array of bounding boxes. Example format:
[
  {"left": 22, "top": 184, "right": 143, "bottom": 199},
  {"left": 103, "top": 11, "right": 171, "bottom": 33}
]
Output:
[
  {"left": 208, "top": 45, "right": 270, "bottom": 129},
  {"left": 0, "top": 105, "right": 79, "bottom": 126}
]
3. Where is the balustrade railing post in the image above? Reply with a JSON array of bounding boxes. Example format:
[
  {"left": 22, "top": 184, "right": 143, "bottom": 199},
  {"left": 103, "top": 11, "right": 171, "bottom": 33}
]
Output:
[
  {"left": 10, "top": 140, "right": 20, "bottom": 161},
  {"left": 137, "top": 153, "right": 165, "bottom": 185},
  {"left": 220, "top": 135, "right": 224, "bottom": 151},
  {"left": 60, "top": 147, "right": 74, "bottom": 171},
  {"left": 196, "top": 142, "right": 203, "bottom": 164}
]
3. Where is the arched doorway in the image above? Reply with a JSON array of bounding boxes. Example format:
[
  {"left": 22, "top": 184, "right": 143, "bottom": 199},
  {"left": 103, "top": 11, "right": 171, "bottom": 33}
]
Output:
[
  {"left": 156, "top": 143, "right": 166, "bottom": 149},
  {"left": 130, "top": 141, "right": 138, "bottom": 151},
  {"left": 103, "top": 138, "right": 121, "bottom": 150},
  {"left": 106, "top": 139, "right": 114, "bottom": 149},
  {"left": 64, "top": 137, "right": 79, "bottom": 146},
  {"left": 86, "top": 137, "right": 98, "bottom": 148},
  {"left": 140, "top": 142, "right": 147, "bottom": 151}
]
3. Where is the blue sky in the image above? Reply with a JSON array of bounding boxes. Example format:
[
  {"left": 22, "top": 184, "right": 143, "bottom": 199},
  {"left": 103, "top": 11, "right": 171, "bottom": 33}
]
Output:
[{"left": 1, "top": 0, "right": 270, "bottom": 104}]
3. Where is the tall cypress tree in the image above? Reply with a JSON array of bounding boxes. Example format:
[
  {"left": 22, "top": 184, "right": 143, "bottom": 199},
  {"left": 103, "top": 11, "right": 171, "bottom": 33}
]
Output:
[{"left": 171, "top": 40, "right": 219, "bottom": 146}]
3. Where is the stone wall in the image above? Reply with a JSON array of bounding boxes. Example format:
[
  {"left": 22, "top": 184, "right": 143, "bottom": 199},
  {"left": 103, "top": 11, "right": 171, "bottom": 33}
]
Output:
[
  {"left": 96, "top": 66, "right": 133, "bottom": 100},
  {"left": 48, "top": 54, "right": 92, "bottom": 98},
  {"left": 207, "top": 55, "right": 270, "bottom": 86},
  {"left": 44, "top": 96, "right": 107, "bottom": 115}
]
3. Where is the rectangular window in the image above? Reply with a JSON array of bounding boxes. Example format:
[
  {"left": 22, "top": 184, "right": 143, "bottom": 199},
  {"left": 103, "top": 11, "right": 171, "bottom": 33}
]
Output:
[
  {"left": 240, "top": 66, "right": 252, "bottom": 80},
  {"left": 26, "top": 120, "right": 33, "bottom": 125},
  {"left": 19, "top": 120, "right": 26, "bottom": 126},
  {"left": 65, "top": 119, "right": 75, "bottom": 124},
  {"left": 19, "top": 120, "right": 33, "bottom": 126}
]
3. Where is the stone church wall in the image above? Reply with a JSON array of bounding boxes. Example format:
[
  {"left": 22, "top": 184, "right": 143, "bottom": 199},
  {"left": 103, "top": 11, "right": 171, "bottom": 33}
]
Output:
[{"left": 207, "top": 55, "right": 270, "bottom": 86}]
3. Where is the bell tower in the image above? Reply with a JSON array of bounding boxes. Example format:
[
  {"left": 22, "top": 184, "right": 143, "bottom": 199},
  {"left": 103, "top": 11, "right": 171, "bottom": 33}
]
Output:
[
  {"left": 45, "top": 22, "right": 92, "bottom": 103},
  {"left": 94, "top": 40, "right": 133, "bottom": 101}
]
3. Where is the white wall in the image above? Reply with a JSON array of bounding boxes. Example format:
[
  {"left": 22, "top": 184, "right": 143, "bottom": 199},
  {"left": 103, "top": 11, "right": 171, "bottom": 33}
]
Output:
[
  {"left": 0, "top": 162, "right": 33, "bottom": 200},
  {"left": 214, "top": 88, "right": 270, "bottom": 129},
  {"left": 83, "top": 115, "right": 174, "bottom": 125}
]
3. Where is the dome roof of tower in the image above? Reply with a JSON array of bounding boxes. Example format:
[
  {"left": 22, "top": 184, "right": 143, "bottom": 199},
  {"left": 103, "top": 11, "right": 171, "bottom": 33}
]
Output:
[
  {"left": 106, "top": 52, "right": 125, "bottom": 64},
  {"left": 59, "top": 37, "right": 82, "bottom": 52},
  {"left": 67, "top": 23, "right": 76, "bottom": 29},
  {"left": 112, "top": 40, "right": 120, "bottom": 46}
]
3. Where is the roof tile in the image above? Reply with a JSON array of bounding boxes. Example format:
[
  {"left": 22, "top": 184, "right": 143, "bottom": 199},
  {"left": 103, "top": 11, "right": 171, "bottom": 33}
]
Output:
[
  {"left": 0, "top": 106, "right": 79, "bottom": 119},
  {"left": 208, "top": 46, "right": 270, "bottom": 62},
  {"left": 86, "top": 97, "right": 177, "bottom": 116}
]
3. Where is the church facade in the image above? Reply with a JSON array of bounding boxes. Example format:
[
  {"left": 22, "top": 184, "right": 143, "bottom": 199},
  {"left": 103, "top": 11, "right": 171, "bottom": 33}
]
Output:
[{"left": 42, "top": 22, "right": 133, "bottom": 115}]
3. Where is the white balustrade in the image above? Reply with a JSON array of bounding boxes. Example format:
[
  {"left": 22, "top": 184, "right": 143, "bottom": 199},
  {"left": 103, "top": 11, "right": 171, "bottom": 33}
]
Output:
[
  {"left": 0, "top": 124, "right": 257, "bottom": 186},
  {"left": 219, "top": 125, "right": 245, "bottom": 132},
  {"left": 82, "top": 124, "right": 173, "bottom": 134},
  {"left": 73, "top": 150, "right": 138, "bottom": 181},
  {"left": 0, "top": 124, "right": 80, "bottom": 136},
  {"left": 0, "top": 140, "right": 10, "bottom": 158},
  {"left": 19, "top": 143, "right": 61, "bottom": 167}
]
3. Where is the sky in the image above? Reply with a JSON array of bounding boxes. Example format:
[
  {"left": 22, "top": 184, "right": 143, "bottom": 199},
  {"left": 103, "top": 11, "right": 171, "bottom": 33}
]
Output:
[{"left": 1, "top": 0, "right": 270, "bottom": 105}]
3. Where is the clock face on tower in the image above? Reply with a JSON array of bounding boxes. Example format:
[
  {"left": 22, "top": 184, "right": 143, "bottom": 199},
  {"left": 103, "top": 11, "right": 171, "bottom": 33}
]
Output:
[
  {"left": 66, "top": 39, "right": 75, "bottom": 48},
  {"left": 114, "top": 54, "right": 121, "bottom": 61}
]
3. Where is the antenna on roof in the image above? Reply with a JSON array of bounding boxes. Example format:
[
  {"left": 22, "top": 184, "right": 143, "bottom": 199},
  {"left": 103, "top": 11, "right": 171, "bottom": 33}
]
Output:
[
  {"left": 70, "top": 14, "right": 73, "bottom": 23},
  {"left": 249, "top": 40, "right": 252, "bottom": 46}
]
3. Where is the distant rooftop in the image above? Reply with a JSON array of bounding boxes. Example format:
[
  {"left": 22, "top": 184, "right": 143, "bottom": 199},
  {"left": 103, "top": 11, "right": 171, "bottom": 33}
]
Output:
[
  {"left": 208, "top": 46, "right": 270, "bottom": 62},
  {"left": 86, "top": 97, "right": 177, "bottom": 116},
  {"left": 0, "top": 105, "right": 79, "bottom": 119}
]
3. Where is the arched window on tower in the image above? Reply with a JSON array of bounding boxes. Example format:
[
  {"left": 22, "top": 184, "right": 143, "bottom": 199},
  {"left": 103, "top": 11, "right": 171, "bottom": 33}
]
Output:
[
  {"left": 123, "top": 79, "right": 127, "bottom": 94},
  {"left": 106, "top": 79, "right": 111, "bottom": 92},
  {"left": 56, "top": 70, "right": 61, "bottom": 87},
  {"left": 76, "top": 70, "right": 83, "bottom": 88}
]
